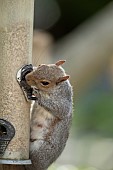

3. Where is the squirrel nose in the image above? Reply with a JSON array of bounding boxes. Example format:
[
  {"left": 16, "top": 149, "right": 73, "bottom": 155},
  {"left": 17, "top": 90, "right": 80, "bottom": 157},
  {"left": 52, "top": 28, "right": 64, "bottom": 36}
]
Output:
[
  {"left": 25, "top": 73, "right": 32, "bottom": 81},
  {"left": 25, "top": 73, "right": 36, "bottom": 87}
]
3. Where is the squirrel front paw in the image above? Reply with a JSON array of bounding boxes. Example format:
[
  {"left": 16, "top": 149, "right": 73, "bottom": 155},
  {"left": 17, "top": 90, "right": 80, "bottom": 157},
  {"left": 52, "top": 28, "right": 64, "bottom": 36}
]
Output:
[{"left": 17, "top": 64, "right": 37, "bottom": 101}]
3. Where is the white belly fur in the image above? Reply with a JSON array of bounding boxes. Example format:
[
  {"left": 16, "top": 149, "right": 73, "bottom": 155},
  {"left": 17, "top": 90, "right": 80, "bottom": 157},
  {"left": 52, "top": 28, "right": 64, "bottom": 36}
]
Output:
[{"left": 30, "top": 103, "right": 54, "bottom": 141}]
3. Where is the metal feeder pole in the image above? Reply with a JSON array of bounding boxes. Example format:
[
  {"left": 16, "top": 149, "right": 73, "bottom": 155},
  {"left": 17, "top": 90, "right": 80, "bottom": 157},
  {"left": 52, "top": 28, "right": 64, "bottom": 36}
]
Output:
[{"left": 0, "top": 0, "right": 34, "bottom": 169}]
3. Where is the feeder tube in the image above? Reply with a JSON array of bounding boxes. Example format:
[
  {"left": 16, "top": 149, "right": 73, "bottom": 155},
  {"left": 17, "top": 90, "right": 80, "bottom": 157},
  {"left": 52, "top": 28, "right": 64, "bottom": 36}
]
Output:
[{"left": 0, "top": 0, "right": 34, "bottom": 168}]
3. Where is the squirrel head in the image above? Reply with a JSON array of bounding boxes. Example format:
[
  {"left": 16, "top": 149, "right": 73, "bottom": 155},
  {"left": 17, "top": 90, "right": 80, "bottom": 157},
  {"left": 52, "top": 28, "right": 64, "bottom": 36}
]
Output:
[{"left": 25, "top": 60, "right": 70, "bottom": 92}]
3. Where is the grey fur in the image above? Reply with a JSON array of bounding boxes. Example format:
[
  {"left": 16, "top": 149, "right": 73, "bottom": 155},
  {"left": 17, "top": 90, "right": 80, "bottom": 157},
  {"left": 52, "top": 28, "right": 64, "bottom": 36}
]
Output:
[{"left": 24, "top": 62, "right": 73, "bottom": 170}]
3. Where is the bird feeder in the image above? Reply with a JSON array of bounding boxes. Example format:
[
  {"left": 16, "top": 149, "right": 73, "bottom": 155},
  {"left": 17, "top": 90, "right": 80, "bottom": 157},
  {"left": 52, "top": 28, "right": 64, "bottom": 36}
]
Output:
[{"left": 0, "top": 0, "right": 34, "bottom": 165}]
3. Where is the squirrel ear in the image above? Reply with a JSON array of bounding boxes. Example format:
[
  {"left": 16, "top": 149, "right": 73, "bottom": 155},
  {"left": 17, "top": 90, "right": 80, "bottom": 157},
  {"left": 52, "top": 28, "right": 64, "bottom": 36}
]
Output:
[
  {"left": 55, "top": 60, "right": 66, "bottom": 66},
  {"left": 57, "top": 75, "right": 70, "bottom": 84}
]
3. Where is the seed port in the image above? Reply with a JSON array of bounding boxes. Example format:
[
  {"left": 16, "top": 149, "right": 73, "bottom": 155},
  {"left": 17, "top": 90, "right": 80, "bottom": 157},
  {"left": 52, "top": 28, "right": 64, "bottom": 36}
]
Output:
[
  {"left": 0, "top": 119, "right": 15, "bottom": 156},
  {"left": 0, "top": 124, "right": 7, "bottom": 136}
]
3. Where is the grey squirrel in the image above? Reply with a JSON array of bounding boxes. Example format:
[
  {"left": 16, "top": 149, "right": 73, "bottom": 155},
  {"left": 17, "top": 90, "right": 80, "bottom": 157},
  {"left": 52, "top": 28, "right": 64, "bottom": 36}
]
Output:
[{"left": 18, "top": 60, "right": 73, "bottom": 170}]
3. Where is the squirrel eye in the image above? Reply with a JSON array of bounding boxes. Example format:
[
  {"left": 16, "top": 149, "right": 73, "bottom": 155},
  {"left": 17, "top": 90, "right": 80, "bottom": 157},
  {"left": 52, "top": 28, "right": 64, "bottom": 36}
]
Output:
[{"left": 40, "top": 81, "right": 50, "bottom": 86}]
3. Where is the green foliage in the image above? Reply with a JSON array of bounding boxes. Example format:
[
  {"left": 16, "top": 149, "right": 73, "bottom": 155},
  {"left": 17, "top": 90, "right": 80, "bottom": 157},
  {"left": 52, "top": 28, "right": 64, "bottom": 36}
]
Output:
[{"left": 75, "top": 90, "right": 113, "bottom": 137}]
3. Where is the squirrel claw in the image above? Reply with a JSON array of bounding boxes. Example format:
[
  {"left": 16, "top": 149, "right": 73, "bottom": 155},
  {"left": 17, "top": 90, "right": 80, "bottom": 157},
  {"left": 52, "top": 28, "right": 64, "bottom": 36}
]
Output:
[{"left": 28, "top": 96, "right": 37, "bottom": 100}]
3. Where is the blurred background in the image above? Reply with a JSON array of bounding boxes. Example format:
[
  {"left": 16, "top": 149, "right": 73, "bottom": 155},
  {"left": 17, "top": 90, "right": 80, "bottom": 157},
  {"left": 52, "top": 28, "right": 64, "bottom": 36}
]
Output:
[{"left": 33, "top": 0, "right": 113, "bottom": 170}]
